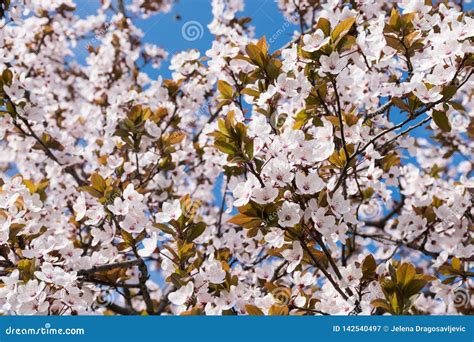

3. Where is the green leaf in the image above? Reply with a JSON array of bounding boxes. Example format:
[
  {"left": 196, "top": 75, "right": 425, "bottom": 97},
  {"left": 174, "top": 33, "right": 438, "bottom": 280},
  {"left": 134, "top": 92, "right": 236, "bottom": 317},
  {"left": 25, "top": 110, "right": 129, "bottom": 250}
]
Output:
[
  {"left": 153, "top": 223, "right": 175, "bottom": 236},
  {"left": 245, "top": 139, "right": 254, "bottom": 160},
  {"left": 388, "top": 9, "right": 401, "bottom": 30},
  {"left": 432, "top": 110, "right": 451, "bottom": 132},
  {"left": 121, "top": 230, "right": 135, "bottom": 246},
  {"left": 337, "top": 34, "right": 356, "bottom": 52},
  {"left": 392, "top": 97, "right": 410, "bottom": 112},
  {"left": 245, "top": 304, "right": 264, "bottom": 316},
  {"left": 168, "top": 131, "right": 185, "bottom": 144},
  {"left": 184, "top": 222, "right": 207, "bottom": 242},
  {"left": 441, "top": 276, "right": 458, "bottom": 285},
  {"left": 396, "top": 263, "right": 416, "bottom": 287},
  {"left": 390, "top": 292, "right": 401, "bottom": 314},
  {"left": 371, "top": 299, "right": 391, "bottom": 311},
  {"left": 228, "top": 213, "right": 259, "bottom": 227},
  {"left": 255, "top": 36, "right": 268, "bottom": 55},
  {"left": 90, "top": 173, "right": 106, "bottom": 192},
  {"left": 8, "top": 223, "right": 25, "bottom": 240},
  {"left": 215, "top": 140, "right": 236, "bottom": 155},
  {"left": 240, "top": 88, "right": 260, "bottom": 97},
  {"left": 363, "top": 187, "right": 375, "bottom": 200},
  {"left": 18, "top": 258, "right": 36, "bottom": 281},
  {"left": 451, "top": 257, "right": 461, "bottom": 271},
  {"left": 316, "top": 17, "right": 331, "bottom": 37},
  {"left": 245, "top": 43, "right": 264, "bottom": 67},
  {"left": 268, "top": 304, "right": 289, "bottom": 316},
  {"left": 442, "top": 85, "right": 457, "bottom": 99},
  {"left": 331, "top": 17, "right": 355, "bottom": 44},
  {"left": 293, "top": 110, "right": 308, "bottom": 130},
  {"left": 217, "top": 80, "right": 233, "bottom": 99},
  {"left": 2, "top": 69, "right": 13, "bottom": 86},
  {"left": 79, "top": 185, "right": 103, "bottom": 198},
  {"left": 384, "top": 35, "right": 404, "bottom": 52},
  {"left": 404, "top": 279, "right": 427, "bottom": 298},
  {"left": 362, "top": 254, "right": 377, "bottom": 278}
]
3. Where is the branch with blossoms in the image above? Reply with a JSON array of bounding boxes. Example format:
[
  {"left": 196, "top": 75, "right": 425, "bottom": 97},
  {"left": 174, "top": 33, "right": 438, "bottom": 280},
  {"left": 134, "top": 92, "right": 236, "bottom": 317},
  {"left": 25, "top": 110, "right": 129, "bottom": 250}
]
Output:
[{"left": 0, "top": 0, "right": 472, "bottom": 316}]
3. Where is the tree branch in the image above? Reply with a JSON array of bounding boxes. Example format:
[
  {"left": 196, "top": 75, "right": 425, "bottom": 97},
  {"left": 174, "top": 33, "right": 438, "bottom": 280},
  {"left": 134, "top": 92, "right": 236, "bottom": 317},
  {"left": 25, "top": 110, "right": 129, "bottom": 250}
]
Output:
[{"left": 78, "top": 259, "right": 142, "bottom": 276}]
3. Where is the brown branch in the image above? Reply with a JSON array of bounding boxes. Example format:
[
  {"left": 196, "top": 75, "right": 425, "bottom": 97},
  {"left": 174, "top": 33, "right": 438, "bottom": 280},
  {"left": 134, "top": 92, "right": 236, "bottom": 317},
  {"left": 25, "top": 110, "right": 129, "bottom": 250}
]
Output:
[
  {"left": 117, "top": 0, "right": 127, "bottom": 17},
  {"left": 298, "top": 236, "right": 350, "bottom": 301},
  {"left": 383, "top": 116, "right": 431, "bottom": 146},
  {"left": 6, "top": 96, "right": 86, "bottom": 186},
  {"left": 333, "top": 68, "right": 473, "bottom": 195},
  {"left": 305, "top": 226, "right": 354, "bottom": 297},
  {"left": 363, "top": 100, "right": 392, "bottom": 122},
  {"left": 216, "top": 175, "right": 230, "bottom": 237},
  {"left": 82, "top": 278, "right": 142, "bottom": 289},
  {"left": 78, "top": 259, "right": 142, "bottom": 276},
  {"left": 155, "top": 285, "right": 175, "bottom": 314},
  {"left": 106, "top": 303, "right": 138, "bottom": 315},
  {"left": 360, "top": 69, "right": 472, "bottom": 156},
  {"left": 331, "top": 79, "right": 349, "bottom": 162},
  {"left": 330, "top": 79, "right": 350, "bottom": 195},
  {"left": 132, "top": 247, "right": 156, "bottom": 315},
  {"left": 270, "top": 260, "right": 288, "bottom": 282},
  {"left": 355, "top": 231, "right": 440, "bottom": 259},
  {"left": 246, "top": 162, "right": 265, "bottom": 188}
]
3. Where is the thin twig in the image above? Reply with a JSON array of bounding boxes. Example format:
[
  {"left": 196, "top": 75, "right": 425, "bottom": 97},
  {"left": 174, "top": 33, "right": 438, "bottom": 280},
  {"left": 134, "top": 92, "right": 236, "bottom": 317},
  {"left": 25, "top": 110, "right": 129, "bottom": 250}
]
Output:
[{"left": 78, "top": 259, "right": 142, "bottom": 276}]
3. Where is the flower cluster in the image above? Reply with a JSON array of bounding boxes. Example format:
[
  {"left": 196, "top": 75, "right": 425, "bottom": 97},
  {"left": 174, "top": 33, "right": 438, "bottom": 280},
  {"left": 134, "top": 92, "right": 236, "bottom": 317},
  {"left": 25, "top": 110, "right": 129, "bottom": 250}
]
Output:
[{"left": 0, "top": 0, "right": 472, "bottom": 316}]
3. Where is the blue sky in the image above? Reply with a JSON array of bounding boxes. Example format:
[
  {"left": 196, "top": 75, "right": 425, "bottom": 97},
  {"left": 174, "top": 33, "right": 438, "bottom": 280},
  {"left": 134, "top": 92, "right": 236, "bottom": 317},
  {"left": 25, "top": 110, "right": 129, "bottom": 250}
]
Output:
[
  {"left": 9, "top": 1, "right": 470, "bottom": 197},
  {"left": 9, "top": 0, "right": 470, "bottom": 287},
  {"left": 76, "top": 0, "right": 297, "bottom": 79},
  {"left": 75, "top": 0, "right": 472, "bottom": 144},
  {"left": 9, "top": 1, "right": 471, "bottom": 183}
]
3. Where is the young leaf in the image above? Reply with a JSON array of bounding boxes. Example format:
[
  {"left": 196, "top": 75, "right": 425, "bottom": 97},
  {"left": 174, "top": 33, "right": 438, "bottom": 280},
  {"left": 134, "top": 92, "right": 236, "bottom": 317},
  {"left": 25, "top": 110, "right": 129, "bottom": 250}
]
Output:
[
  {"left": 396, "top": 263, "right": 416, "bottom": 287},
  {"left": 245, "top": 304, "right": 264, "bottom": 316},
  {"left": 217, "top": 80, "right": 234, "bottom": 99},
  {"left": 432, "top": 110, "right": 451, "bottom": 132},
  {"left": 331, "top": 17, "right": 355, "bottom": 43}
]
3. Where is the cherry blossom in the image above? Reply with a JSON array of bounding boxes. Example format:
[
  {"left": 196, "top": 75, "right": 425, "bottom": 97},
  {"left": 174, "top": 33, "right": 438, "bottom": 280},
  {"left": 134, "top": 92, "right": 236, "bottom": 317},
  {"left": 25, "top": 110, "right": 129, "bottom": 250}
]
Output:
[
  {"left": 282, "top": 241, "right": 303, "bottom": 273},
  {"left": 319, "top": 52, "right": 348, "bottom": 75},
  {"left": 168, "top": 282, "right": 194, "bottom": 306},
  {"left": 295, "top": 171, "right": 325, "bottom": 195},
  {"left": 0, "top": 0, "right": 472, "bottom": 317},
  {"left": 302, "top": 29, "right": 330, "bottom": 52},
  {"left": 155, "top": 200, "right": 182, "bottom": 223},
  {"left": 278, "top": 202, "right": 302, "bottom": 228}
]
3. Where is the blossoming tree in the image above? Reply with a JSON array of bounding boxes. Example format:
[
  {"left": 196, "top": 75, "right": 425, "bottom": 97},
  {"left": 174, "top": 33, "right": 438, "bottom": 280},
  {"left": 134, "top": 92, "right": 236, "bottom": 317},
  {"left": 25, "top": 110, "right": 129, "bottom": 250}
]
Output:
[{"left": 0, "top": 0, "right": 473, "bottom": 316}]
